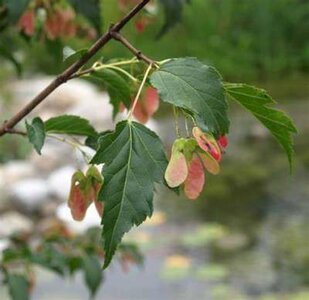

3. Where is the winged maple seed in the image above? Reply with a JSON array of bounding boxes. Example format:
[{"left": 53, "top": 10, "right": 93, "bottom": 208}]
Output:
[
  {"left": 68, "top": 166, "right": 104, "bottom": 221},
  {"left": 165, "top": 128, "right": 228, "bottom": 199},
  {"left": 18, "top": 10, "right": 35, "bottom": 37},
  {"left": 119, "top": 87, "right": 160, "bottom": 123}
]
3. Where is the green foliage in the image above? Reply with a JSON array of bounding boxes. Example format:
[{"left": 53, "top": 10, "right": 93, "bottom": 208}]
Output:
[
  {"left": 0, "top": 44, "right": 21, "bottom": 75},
  {"left": 1, "top": 227, "right": 143, "bottom": 300},
  {"left": 158, "top": 0, "right": 191, "bottom": 37},
  {"left": 5, "top": 0, "right": 31, "bottom": 23},
  {"left": 91, "top": 121, "right": 168, "bottom": 268},
  {"left": 82, "top": 255, "right": 104, "bottom": 298},
  {"left": 6, "top": 274, "right": 30, "bottom": 300},
  {"left": 45, "top": 115, "right": 97, "bottom": 137},
  {"left": 225, "top": 83, "right": 297, "bottom": 168},
  {"left": 151, "top": 58, "right": 229, "bottom": 136},
  {"left": 0, "top": 1, "right": 301, "bottom": 298},
  {"left": 91, "top": 69, "right": 131, "bottom": 116},
  {"left": 63, "top": 47, "right": 88, "bottom": 67},
  {"left": 68, "top": 0, "right": 102, "bottom": 33},
  {"left": 26, "top": 117, "right": 45, "bottom": 155}
]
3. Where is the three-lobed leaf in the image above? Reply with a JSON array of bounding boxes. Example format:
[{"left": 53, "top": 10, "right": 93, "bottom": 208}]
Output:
[
  {"left": 26, "top": 117, "right": 45, "bottom": 155},
  {"left": 91, "top": 121, "right": 168, "bottom": 268},
  {"left": 225, "top": 83, "right": 297, "bottom": 169},
  {"left": 150, "top": 57, "right": 229, "bottom": 136},
  {"left": 45, "top": 115, "right": 97, "bottom": 137}
]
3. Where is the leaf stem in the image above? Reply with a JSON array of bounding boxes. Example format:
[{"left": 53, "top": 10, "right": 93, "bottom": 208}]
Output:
[
  {"left": 127, "top": 63, "right": 153, "bottom": 121},
  {"left": 105, "top": 66, "right": 139, "bottom": 82},
  {"left": 185, "top": 116, "right": 190, "bottom": 137},
  {"left": 173, "top": 107, "right": 181, "bottom": 138},
  {"left": 47, "top": 135, "right": 90, "bottom": 163},
  {"left": 71, "top": 58, "right": 140, "bottom": 79}
]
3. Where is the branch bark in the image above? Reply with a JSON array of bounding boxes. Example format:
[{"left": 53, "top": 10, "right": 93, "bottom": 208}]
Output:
[
  {"left": 110, "top": 32, "right": 155, "bottom": 66},
  {"left": 0, "top": 0, "right": 151, "bottom": 137}
]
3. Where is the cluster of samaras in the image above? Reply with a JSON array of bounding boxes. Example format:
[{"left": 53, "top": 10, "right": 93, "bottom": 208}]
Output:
[{"left": 165, "top": 127, "right": 228, "bottom": 199}]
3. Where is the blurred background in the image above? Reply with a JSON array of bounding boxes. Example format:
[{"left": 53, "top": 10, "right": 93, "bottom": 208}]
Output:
[{"left": 0, "top": 0, "right": 308, "bottom": 299}]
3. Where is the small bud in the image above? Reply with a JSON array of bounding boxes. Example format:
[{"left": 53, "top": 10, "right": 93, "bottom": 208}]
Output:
[{"left": 218, "top": 135, "right": 228, "bottom": 149}]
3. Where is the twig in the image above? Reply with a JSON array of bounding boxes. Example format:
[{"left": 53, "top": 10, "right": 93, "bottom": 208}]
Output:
[
  {"left": 0, "top": 0, "right": 151, "bottom": 137},
  {"left": 110, "top": 31, "right": 155, "bottom": 66},
  {"left": 3, "top": 127, "right": 27, "bottom": 136}
]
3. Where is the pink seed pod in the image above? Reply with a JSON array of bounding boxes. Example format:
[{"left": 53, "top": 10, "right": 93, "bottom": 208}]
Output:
[
  {"left": 184, "top": 154, "right": 205, "bottom": 200},
  {"left": 198, "top": 151, "right": 220, "bottom": 175},
  {"left": 68, "top": 171, "right": 92, "bottom": 221},
  {"left": 165, "top": 146, "right": 188, "bottom": 188},
  {"left": 133, "top": 87, "right": 160, "bottom": 124},
  {"left": 192, "top": 127, "right": 222, "bottom": 161},
  {"left": 68, "top": 183, "right": 90, "bottom": 221},
  {"left": 18, "top": 10, "right": 35, "bottom": 37}
]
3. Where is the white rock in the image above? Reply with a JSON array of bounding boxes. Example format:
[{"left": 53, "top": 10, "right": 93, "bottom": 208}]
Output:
[
  {"left": 0, "top": 212, "right": 34, "bottom": 237},
  {"left": 56, "top": 202, "right": 101, "bottom": 233},
  {"left": 30, "top": 140, "right": 75, "bottom": 172},
  {"left": 0, "top": 161, "right": 36, "bottom": 185},
  {"left": 47, "top": 166, "right": 76, "bottom": 200},
  {"left": 9, "top": 179, "right": 50, "bottom": 211},
  {"left": 68, "top": 92, "right": 114, "bottom": 130},
  {"left": 10, "top": 78, "right": 101, "bottom": 115}
]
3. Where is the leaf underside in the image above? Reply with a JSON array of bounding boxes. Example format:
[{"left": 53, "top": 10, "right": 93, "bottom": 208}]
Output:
[
  {"left": 26, "top": 117, "right": 45, "bottom": 155},
  {"left": 150, "top": 57, "right": 229, "bottom": 137},
  {"left": 225, "top": 83, "right": 297, "bottom": 169},
  {"left": 91, "top": 121, "right": 168, "bottom": 268}
]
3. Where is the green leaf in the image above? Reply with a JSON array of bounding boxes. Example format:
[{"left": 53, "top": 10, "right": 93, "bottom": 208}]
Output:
[
  {"left": 91, "top": 121, "right": 168, "bottom": 268},
  {"left": 82, "top": 255, "right": 103, "bottom": 298},
  {"left": 5, "top": 0, "right": 31, "bottom": 23},
  {"left": 225, "top": 83, "right": 297, "bottom": 169},
  {"left": 158, "top": 0, "right": 191, "bottom": 37},
  {"left": 63, "top": 47, "right": 87, "bottom": 67},
  {"left": 91, "top": 69, "right": 131, "bottom": 117},
  {"left": 150, "top": 57, "right": 229, "bottom": 136},
  {"left": 85, "top": 131, "right": 112, "bottom": 150},
  {"left": 118, "top": 243, "right": 144, "bottom": 266},
  {"left": 31, "top": 244, "right": 67, "bottom": 275},
  {"left": 7, "top": 274, "right": 30, "bottom": 300},
  {"left": 0, "top": 44, "right": 22, "bottom": 75},
  {"left": 45, "top": 115, "right": 97, "bottom": 137},
  {"left": 68, "top": 0, "right": 102, "bottom": 33},
  {"left": 26, "top": 117, "right": 46, "bottom": 155}
]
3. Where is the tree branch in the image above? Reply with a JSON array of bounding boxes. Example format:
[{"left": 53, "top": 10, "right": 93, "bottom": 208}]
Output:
[
  {"left": 0, "top": 0, "right": 151, "bottom": 137},
  {"left": 110, "top": 32, "right": 155, "bottom": 66}
]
